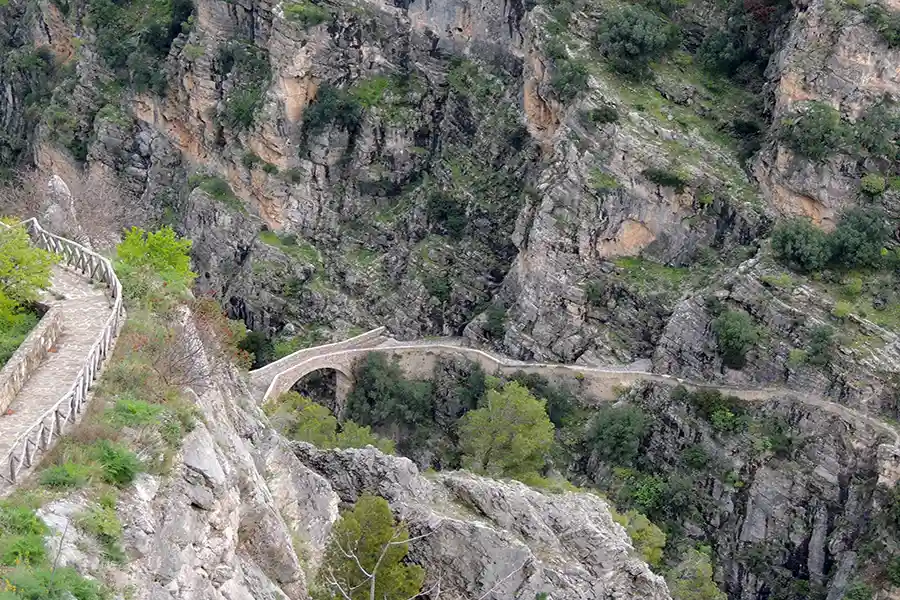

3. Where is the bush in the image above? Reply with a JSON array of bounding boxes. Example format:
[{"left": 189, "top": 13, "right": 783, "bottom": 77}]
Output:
[
  {"left": 831, "top": 301, "right": 852, "bottom": 319},
  {"left": 828, "top": 207, "right": 891, "bottom": 269},
  {"left": 860, "top": 173, "right": 887, "bottom": 196},
  {"left": 778, "top": 102, "right": 849, "bottom": 161},
  {"left": 550, "top": 59, "right": 589, "bottom": 102},
  {"left": 770, "top": 218, "right": 829, "bottom": 273},
  {"left": 712, "top": 309, "right": 759, "bottom": 369},
  {"left": 509, "top": 371, "right": 577, "bottom": 427},
  {"left": 458, "top": 382, "right": 555, "bottom": 478},
  {"left": 843, "top": 583, "right": 873, "bottom": 600},
  {"left": 283, "top": 0, "right": 329, "bottom": 28},
  {"left": 864, "top": 4, "right": 900, "bottom": 48},
  {"left": 888, "top": 555, "right": 900, "bottom": 585},
  {"left": 302, "top": 84, "right": 362, "bottom": 136},
  {"left": 425, "top": 191, "right": 467, "bottom": 239},
  {"left": 94, "top": 440, "right": 142, "bottom": 487},
  {"left": 115, "top": 226, "right": 197, "bottom": 303},
  {"left": 586, "top": 105, "right": 619, "bottom": 124},
  {"left": 611, "top": 509, "right": 666, "bottom": 567},
  {"left": 39, "top": 462, "right": 94, "bottom": 489},
  {"left": 335, "top": 421, "right": 395, "bottom": 453},
  {"left": 217, "top": 42, "right": 270, "bottom": 131},
  {"left": 0, "top": 533, "right": 47, "bottom": 566},
  {"left": 76, "top": 498, "right": 125, "bottom": 563},
  {"left": 682, "top": 444, "right": 708, "bottom": 469},
  {"left": 584, "top": 405, "right": 648, "bottom": 467},
  {"left": 594, "top": 5, "right": 679, "bottom": 75},
  {"left": 483, "top": 304, "right": 507, "bottom": 340},
  {"left": 806, "top": 325, "right": 835, "bottom": 366},
  {"left": 642, "top": 167, "right": 690, "bottom": 192},
  {"left": 855, "top": 100, "right": 900, "bottom": 159}
]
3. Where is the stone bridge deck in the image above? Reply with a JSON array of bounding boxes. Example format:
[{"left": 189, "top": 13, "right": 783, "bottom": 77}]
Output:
[
  {"left": 249, "top": 329, "right": 900, "bottom": 446},
  {"left": 0, "top": 268, "right": 112, "bottom": 465}
]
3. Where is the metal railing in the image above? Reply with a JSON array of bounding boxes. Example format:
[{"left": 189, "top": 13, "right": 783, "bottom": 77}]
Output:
[{"left": 0, "top": 219, "right": 125, "bottom": 483}]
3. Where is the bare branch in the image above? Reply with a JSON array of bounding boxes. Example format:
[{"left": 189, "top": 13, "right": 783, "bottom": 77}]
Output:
[{"left": 475, "top": 557, "right": 532, "bottom": 600}]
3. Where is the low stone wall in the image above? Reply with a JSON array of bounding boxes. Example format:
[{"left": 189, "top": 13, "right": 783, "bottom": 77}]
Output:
[{"left": 0, "top": 305, "right": 63, "bottom": 414}]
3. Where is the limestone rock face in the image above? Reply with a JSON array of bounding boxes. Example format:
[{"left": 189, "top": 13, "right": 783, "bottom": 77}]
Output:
[{"left": 293, "top": 443, "right": 673, "bottom": 600}]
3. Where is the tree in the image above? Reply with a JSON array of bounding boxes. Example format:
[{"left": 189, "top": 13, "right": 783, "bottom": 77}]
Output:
[
  {"left": 457, "top": 382, "right": 555, "bottom": 478},
  {"left": 115, "top": 226, "right": 196, "bottom": 302},
  {"left": 336, "top": 422, "right": 396, "bottom": 454},
  {"left": 829, "top": 207, "right": 891, "bottom": 269},
  {"left": 770, "top": 217, "right": 829, "bottom": 273},
  {"left": 806, "top": 325, "right": 835, "bottom": 367},
  {"left": 316, "top": 494, "right": 427, "bottom": 600},
  {"left": 611, "top": 509, "right": 666, "bottom": 567},
  {"left": 585, "top": 405, "right": 648, "bottom": 467},
  {"left": 712, "top": 309, "right": 759, "bottom": 369},
  {"left": 778, "top": 102, "right": 849, "bottom": 161},
  {"left": 0, "top": 220, "right": 55, "bottom": 308},
  {"left": 594, "top": 5, "right": 680, "bottom": 75},
  {"left": 666, "top": 548, "right": 726, "bottom": 600}
]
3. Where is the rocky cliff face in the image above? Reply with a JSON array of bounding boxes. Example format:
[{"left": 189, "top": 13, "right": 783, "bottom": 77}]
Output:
[
  {"left": 576, "top": 382, "right": 900, "bottom": 600},
  {"left": 35, "top": 358, "right": 672, "bottom": 600}
]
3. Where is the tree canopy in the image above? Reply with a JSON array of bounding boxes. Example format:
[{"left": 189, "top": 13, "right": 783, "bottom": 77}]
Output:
[
  {"left": 115, "top": 226, "right": 196, "bottom": 302},
  {"left": 457, "top": 381, "right": 555, "bottom": 478},
  {"left": 316, "top": 494, "right": 425, "bottom": 600},
  {"left": 0, "top": 220, "right": 55, "bottom": 310}
]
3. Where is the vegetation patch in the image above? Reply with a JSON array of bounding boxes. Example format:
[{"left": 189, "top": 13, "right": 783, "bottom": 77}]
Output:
[
  {"left": 283, "top": 0, "right": 329, "bottom": 28},
  {"left": 187, "top": 175, "right": 246, "bottom": 213},
  {"left": 217, "top": 41, "right": 271, "bottom": 131}
]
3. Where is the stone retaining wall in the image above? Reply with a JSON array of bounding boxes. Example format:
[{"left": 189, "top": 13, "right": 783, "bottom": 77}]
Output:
[{"left": 0, "top": 305, "right": 63, "bottom": 414}]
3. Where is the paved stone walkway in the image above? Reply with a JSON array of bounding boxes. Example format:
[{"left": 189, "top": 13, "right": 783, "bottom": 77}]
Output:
[{"left": 0, "top": 267, "right": 112, "bottom": 461}]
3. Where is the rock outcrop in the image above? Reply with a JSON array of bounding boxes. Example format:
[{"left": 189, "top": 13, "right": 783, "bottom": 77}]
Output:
[{"left": 294, "top": 442, "right": 672, "bottom": 600}]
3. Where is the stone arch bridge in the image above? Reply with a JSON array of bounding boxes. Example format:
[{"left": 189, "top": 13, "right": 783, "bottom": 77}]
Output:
[{"left": 247, "top": 328, "right": 898, "bottom": 446}]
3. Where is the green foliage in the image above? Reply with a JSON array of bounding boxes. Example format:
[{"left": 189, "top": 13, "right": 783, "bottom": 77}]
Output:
[
  {"left": 584, "top": 405, "right": 648, "bottom": 467},
  {"left": 787, "top": 348, "right": 807, "bottom": 367},
  {"left": 828, "top": 207, "right": 892, "bottom": 269},
  {"left": 458, "top": 382, "right": 555, "bottom": 479},
  {"left": 778, "top": 102, "right": 849, "bottom": 161},
  {"left": 76, "top": 497, "right": 125, "bottom": 563},
  {"left": 550, "top": 60, "right": 589, "bottom": 102},
  {"left": 0, "top": 564, "right": 109, "bottom": 599},
  {"left": 241, "top": 151, "right": 261, "bottom": 169},
  {"left": 642, "top": 168, "right": 690, "bottom": 192},
  {"left": 594, "top": 5, "right": 679, "bottom": 75},
  {"left": 115, "top": 226, "right": 196, "bottom": 302},
  {"left": 611, "top": 509, "right": 666, "bottom": 567},
  {"left": 666, "top": 548, "right": 726, "bottom": 600},
  {"left": 217, "top": 41, "right": 270, "bottom": 130},
  {"left": 711, "top": 309, "right": 760, "bottom": 369},
  {"left": 887, "top": 555, "right": 900, "bottom": 585},
  {"left": 855, "top": 100, "right": 900, "bottom": 159},
  {"left": 188, "top": 174, "right": 245, "bottom": 212},
  {"left": 425, "top": 191, "right": 467, "bottom": 239},
  {"left": 806, "top": 325, "right": 835, "bottom": 366},
  {"left": 843, "top": 583, "right": 873, "bottom": 600},
  {"left": 770, "top": 218, "right": 830, "bottom": 273},
  {"left": 483, "top": 304, "right": 507, "bottom": 340},
  {"left": 336, "top": 422, "right": 396, "bottom": 454},
  {"left": 509, "top": 371, "right": 577, "bottom": 427},
  {"left": 860, "top": 173, "right": 887, "bottom": 196},
  {"left": 94, "top": 440, "right": 142, "bottom": 487},
  {"left": 682, "top": 444, "right": 709, "bottom": 469},
  {"left": 105, "top": 396, "right": 164, "bottom": 428},
  {"left": 864, "top": 3, "right": 900, "bottom": 47},
  {"left": 0, "top": 221, "right": 55, "bottom": 307},
  {"left": 283, "top": 0, "right": 329, "bottom": 28},
  {"left": 673, "top": 386, "right": 747, "bottom": 430},
  {"left": 586, "top": 105, "right": 619, "bottom": 124},
  {"left": 585, "top": 280, "right": 605, "bottom": 306},
  {"left": 350, "top": 76, "right": 391, "bottom": 109},
  {"left": 267, "top": 392, "right": 337, "bottom": 446},
  {"left": 0, "top": 503, "right": 47, "bottom": 567},
  {"left": 316, "top": 494, "right": 425, "bottom": 600},
  {"left": 88, "top": 0, "right": 193, "bottom": 94},
  {"left": 346, "top": 353, "right": 434, "bottom": 434},
  {"left": 38, "top": 462, "right": 94, "bottom": 489},
  {"left": 303, "top": 85, "right": 362, "bottom": 136},
  {"left": 0, "top": 312, "right": 39, "bottom": 367}
]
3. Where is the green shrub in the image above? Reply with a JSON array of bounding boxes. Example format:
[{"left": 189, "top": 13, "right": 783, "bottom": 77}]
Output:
[
  {"left": 855, "top": 100, "right": 900, "bottom": 158},
  {"left": 283, "top": 0, "right": 329, "bottom": 28},
  {"left": 426, "top": 191, "right": 467, "bottom": 238},
  {"left": 115, "top": 225, "right": 198, "bottom": 302},
  {"left": 860, "top": 173, "right": 887, "bottom": 196},
  {"left": 843, "top": 582, "right": 874, "bottom": 600},
  {"left": 262, "top": 162, "right": 279, "bottom": 174},
  {"left": 888, "top": 555, "right": 900, "bottom": 585},
  {"left": 302, "top": 84, "right": 362, "bottom": 136},
  {"left": 586, "top": 105, "right": 619, "bottom": 124},
  {"left": 778, "top": 101, "right": 849, "bottom": 161},
  {"left": 712, "top": 309, "right": 759, "bottom": 369},
  {"left": 585, "top": 405, "right": 648, "bottom": 467},
  {"left": 787, "top": 348, "right": 807, "bottom": 366},
  {"left": 770, "top": 218, "right": 829, "bottom": 273},
  {"left": 864, "top": 4, "right": 900, "bottom": 47},
  {"left": 483, "top": 304, "right": 507, "bottom": 340},
  {"left": 105, "top": 396, "right": 164, "bottom": 428},
  {"left": 585, "top": 280, "right": 604, "bottom": 306},
  {"left": 241, "top": 151, "right": 261, "bottom": 169},
  {"left": 831, "top": 301, "right": 852, "bottom": 319},
  {"left": 611, "top": 509, "right": 666, "bottom": 566},
  {"left": 335, "top": 421, "right": 395, "bottom": 453},
  {"left": 594, "top": 5, "right": 679, "bottom": 75},
  {"left": 94, "top": 440, "right": 142, "bottom": 487},
  {"left": 0, "top": 534, "right": 47, "bottom": 566},
  {"left": 806, "top": 325, "right": 835, "bottom": 366},
  {"left": 828, "top": 207, "right": 891, "bottom": 269},
  {"left": 217, "top": 42, "right": 270, "bottom": 131},
  {"left": 0, "top": 504, "right": 47, "bottom": 536},
  {"left": 39, "top": 462, "right": 94, "bottom": 489},
  {"left": 681, "top": 444, "right": 708, "bottom": 469},
  {"left": 76, "top": 498, "right": 125, "bottom": 563},
  {"left": 550, "top": 59, "right": 589, "bottom": 102},
  {"left": 642, "top": 167, "right": 690, "bottom": 192}
]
